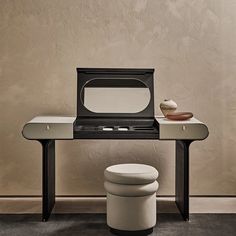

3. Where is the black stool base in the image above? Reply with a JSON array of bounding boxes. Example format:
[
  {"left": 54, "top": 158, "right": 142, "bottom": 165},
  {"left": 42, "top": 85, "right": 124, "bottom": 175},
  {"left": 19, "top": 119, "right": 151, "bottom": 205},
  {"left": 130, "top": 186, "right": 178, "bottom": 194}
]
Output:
[{"left": 110, "top": 227, "right": 153, "bottom": 236}]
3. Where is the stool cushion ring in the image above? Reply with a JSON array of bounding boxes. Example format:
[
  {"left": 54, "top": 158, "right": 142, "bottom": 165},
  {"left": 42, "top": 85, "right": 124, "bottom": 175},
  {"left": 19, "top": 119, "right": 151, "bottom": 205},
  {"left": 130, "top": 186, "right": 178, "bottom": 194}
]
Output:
[{"left": 104, "top": 180, "right": 159, "bottom": 197}]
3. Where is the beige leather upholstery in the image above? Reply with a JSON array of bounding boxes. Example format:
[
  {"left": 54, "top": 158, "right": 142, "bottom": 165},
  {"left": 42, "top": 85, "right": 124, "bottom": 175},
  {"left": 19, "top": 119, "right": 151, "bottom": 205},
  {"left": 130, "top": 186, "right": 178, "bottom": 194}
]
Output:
[
  {"left": 104, "top": 163, "right": 159, "bottom": 232},
  {"left": 22, "top": 116, "right": 76, "bottom": 140},
  {"left": 107, "top": 193, "right": 156, "bottom": 231},
  {"left": 156, "top": 116, "right": 209, "bottom": 140},
  {"left": 104, "top": 180, "right": 159, "bottom": 197},
  {"left": 104, "top": 163, "right": 159, "bottom": 184}
]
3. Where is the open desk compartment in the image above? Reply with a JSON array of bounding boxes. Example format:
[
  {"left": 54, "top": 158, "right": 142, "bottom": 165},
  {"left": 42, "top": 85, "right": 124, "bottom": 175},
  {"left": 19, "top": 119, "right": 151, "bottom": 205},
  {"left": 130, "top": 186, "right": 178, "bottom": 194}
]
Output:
[{"left": 74, "top": 68, "right": 159, "bottom": 139}]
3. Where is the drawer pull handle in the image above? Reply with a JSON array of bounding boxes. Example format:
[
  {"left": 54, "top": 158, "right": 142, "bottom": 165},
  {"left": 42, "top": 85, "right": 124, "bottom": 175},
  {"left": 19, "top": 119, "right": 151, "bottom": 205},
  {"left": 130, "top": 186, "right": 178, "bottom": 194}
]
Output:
[
  {"left": 182, "top": 125, "right": 186, "bottom": 131},
  {"left": 46, "top": 125, "right": 50, "bottom": 130}
]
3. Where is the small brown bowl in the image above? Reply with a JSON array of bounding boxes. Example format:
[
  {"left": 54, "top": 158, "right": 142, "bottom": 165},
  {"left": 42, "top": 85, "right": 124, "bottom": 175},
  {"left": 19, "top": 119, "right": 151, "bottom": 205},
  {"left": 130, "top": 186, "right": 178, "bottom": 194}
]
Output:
[{"left": 166, "top": 112, "right": 193, "bottom": 121}]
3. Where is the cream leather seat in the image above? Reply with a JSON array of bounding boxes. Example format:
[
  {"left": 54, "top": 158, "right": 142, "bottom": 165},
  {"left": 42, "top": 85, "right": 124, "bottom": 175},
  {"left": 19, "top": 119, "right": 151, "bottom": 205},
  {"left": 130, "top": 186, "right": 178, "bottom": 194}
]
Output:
[{"left": 104, "top": 164, "right": 159, "bottom": 235}]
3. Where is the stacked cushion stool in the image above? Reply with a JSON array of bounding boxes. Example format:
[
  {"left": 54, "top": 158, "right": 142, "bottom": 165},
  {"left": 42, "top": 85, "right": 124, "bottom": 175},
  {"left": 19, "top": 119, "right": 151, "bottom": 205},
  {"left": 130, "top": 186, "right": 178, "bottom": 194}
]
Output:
[{"left": 104, "top": 164, "right": 159, "bottom": 235}]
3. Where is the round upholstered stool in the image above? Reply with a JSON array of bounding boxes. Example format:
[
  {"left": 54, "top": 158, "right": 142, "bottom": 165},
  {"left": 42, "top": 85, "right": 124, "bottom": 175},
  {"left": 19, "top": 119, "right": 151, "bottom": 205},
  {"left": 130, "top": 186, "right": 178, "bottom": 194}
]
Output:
[{"left": 104, "top": 164, "right": 159, "bottom": 235}]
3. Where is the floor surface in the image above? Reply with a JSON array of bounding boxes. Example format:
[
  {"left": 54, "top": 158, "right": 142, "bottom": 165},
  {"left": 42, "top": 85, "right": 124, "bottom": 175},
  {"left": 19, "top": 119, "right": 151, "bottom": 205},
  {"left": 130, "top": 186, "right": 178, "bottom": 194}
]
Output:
[{"left": 0, "top": 214, "right": 235, "bottom": 236}]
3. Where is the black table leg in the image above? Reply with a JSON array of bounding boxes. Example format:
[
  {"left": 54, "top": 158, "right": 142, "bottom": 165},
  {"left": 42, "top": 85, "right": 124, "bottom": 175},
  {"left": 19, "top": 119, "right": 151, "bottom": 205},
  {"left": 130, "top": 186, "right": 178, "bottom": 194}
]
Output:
[
  {"left": 39, "top": 140, "right": 55, "bottom": 222},
  {"left": 175, "top": 140, "right": 192, "bottom": 221}
]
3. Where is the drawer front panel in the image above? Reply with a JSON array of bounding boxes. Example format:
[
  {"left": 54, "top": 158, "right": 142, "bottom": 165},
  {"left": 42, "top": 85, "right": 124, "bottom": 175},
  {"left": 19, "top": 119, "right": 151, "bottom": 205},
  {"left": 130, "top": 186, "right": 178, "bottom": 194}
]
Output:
[
  {"left": 23, "top": 123, "right": 73, "bottom": 139},
  {"left": 159, "top": 123, "right": 208, "bottom": 140}
]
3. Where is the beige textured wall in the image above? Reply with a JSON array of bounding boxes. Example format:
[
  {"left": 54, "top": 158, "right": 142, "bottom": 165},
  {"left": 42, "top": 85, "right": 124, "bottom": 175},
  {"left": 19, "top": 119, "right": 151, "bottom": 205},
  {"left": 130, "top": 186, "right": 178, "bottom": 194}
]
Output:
[{"left": 1, "top": 0, "right": 236, "bottom": 196}]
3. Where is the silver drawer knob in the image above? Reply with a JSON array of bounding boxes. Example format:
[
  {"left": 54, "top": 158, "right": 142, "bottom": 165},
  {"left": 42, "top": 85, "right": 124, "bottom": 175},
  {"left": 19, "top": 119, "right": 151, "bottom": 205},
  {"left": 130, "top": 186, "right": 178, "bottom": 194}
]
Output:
[
  {"left": 46, "top": 125, "right": 50, "bottom": 130},
  {"left": 182, "top": 125, "right": 186, "bottom": 131}
]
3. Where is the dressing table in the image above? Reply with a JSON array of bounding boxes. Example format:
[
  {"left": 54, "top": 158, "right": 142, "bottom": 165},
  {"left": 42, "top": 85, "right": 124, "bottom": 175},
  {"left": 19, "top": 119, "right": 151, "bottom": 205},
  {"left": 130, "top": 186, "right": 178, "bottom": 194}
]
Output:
[{"left": 22, "top": 68, "right": 208, "bottom": 221}]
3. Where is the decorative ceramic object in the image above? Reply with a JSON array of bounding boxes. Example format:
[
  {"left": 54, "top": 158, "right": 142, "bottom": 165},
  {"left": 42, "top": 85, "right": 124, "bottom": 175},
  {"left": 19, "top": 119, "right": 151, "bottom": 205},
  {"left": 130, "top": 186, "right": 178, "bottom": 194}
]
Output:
[
  {"left": 166, "top": 112, "right": 193, "bottom": 121},
  {"left": 160, "top": 99, "right": 177, "bottom": 117}
]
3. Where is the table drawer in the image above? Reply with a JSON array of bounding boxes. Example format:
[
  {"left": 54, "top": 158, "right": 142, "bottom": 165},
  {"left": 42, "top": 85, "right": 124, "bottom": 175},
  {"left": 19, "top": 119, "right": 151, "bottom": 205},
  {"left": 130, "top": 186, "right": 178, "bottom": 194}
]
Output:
[
  {"left": 22, "top": 116, "right": 75, "bottom": 140},
  {"left": 159, "top": 123, "right": 208, "bottom": 140}
]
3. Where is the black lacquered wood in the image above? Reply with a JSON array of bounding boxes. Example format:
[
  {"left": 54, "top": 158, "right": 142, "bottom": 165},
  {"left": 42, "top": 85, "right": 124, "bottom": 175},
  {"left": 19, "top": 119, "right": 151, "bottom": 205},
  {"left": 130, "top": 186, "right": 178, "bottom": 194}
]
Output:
[
  {"left": 76, "top": 68, "right": 155, "bottom": 119},
  {"left": 74, "top": 118, "right": 159, "bottom": 139},
  {"left": 74, "top": 68, "right": 158, "bottom": 138},
  {"left": 175, "top": 140, "right": 192, "bottom": 221},
  {"left": 39, "top": 140, "right": 55, "bottom": 222}
]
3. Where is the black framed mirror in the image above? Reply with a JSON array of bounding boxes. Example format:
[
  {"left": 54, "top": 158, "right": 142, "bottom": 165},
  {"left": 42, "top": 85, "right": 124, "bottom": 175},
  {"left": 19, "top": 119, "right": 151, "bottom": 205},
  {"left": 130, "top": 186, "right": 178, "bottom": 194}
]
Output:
[{"left": 76, "top": 68, "right": 155, "bottom": 119}]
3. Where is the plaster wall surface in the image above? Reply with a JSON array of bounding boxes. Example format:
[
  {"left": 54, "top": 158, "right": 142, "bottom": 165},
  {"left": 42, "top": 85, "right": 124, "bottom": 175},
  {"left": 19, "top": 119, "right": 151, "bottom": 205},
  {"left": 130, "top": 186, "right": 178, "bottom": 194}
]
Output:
[{"left": 0, "top": 0, "right": 236, "bottom": 196}]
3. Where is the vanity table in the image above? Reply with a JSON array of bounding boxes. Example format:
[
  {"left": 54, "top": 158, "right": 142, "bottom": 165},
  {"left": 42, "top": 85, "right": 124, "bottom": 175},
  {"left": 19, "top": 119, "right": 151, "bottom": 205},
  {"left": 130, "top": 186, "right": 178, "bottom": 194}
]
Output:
[{"left": 22, "top": 68, "right": 208, "bottom": 222}]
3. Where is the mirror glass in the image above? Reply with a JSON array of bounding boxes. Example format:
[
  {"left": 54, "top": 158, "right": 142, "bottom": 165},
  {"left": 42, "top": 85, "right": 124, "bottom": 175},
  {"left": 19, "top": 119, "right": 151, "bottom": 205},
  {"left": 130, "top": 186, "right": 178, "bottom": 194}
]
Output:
[{"left": 81, "top": 78, "right": 150, "bottom": 113}]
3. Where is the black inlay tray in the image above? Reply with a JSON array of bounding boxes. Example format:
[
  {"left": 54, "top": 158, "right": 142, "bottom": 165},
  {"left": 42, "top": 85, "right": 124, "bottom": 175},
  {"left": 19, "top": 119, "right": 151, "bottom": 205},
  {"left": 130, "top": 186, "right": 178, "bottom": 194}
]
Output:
[{"left": 73, "top": 118, "right": 159, "bottom": 139}]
